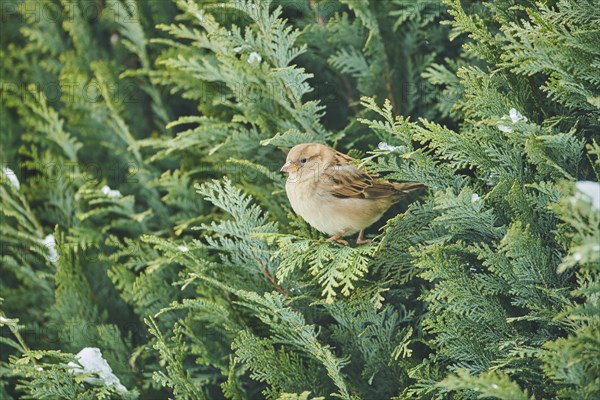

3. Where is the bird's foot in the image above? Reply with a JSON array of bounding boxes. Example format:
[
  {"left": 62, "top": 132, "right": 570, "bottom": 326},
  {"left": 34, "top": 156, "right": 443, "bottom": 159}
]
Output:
[
  {"left": 328, "top": 238, "right": 349, "bottom": 246},
  {"left": 327, "top": 229, "right": 350, "bottom": 246},
  {"left": 356, "top": 229, "right": 372, "bottom": 245}
]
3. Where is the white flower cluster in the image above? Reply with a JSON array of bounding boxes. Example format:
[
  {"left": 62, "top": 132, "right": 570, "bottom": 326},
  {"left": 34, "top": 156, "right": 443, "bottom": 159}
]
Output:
[
  {"left": 101, "top": 185, "right": 122, "bottom": 199},
  {"left": 42, "top": 234, "right": 59, "bottom": 263},
  {"left": 247, "top": 51, "right": 262, "bottom": 64},
  {"left": 68, "top": 347, "right": 128, "bottom": 392},
  {"left": 377, "top": 142, "right": 406, "bottom": 152},
  {"left": 2, "top": 167, "right": 20, "bottom": 190},
  {"left": 498, "top": 108, "right": 528, "bottom": 133},
  {"left": 574, "top": 181, "right": 600, "bottom": 210}
]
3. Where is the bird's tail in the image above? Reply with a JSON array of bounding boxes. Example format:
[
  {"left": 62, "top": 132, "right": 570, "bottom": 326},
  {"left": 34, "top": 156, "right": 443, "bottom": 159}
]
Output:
[{"left": 392, "top": 182, "right": 425, "bottom": 195}]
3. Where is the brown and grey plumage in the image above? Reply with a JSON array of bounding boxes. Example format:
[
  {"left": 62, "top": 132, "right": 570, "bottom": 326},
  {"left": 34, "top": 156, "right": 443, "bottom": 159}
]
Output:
[{"left": 280, "top": 143, "right": 423, "bottom": 245}]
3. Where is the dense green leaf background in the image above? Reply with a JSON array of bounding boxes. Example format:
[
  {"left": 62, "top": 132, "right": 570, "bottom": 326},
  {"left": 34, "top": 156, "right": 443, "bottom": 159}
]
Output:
[{"left": 1, "top": 0, "right": 598, "bottom": 399}]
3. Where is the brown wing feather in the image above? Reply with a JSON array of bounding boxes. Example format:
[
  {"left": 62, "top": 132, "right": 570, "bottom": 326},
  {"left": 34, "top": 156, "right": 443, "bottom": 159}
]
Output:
[{"left": 325, "top": 151, "right": 423, "bottom": 200}]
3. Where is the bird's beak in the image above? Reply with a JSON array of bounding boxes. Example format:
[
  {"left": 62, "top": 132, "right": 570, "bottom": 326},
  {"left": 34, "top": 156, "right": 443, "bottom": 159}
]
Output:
[{"left": 280, "top": 161, "right": 296, "bottom": 173}]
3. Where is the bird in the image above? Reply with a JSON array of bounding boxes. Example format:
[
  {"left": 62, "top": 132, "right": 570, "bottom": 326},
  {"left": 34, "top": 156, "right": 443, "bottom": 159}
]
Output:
[{"left": 280, "top": 143, "right": 423, "bottom": 245}]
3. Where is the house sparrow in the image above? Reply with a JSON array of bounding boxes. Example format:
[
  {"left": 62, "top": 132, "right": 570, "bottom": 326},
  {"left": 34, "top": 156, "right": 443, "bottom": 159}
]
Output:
[{"left": 280, "top": 143, "right": 423, "bottom": 245}]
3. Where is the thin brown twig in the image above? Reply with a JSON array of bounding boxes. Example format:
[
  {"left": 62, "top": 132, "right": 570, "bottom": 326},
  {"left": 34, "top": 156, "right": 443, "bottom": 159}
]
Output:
[
  {"left": 341, "top": 75, "right": 361, "bottom": 114},
  {"left": 251, "top": 252, "right": 289, "bottom": 297},
  {"left": 308, "top": 0, "right": 325, "bottom": 27},
  {"left": 308, "top": 0, "right": 359, "bottom": 114},
  {"left": 261, "top": 268, "right": 289, "bottom": 297},
  {"left": 382, "top": 53, "right": 398, "bottom": 115}
]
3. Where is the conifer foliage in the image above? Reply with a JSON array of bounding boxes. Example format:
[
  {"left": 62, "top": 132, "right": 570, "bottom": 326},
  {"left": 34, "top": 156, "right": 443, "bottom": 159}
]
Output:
[{"left": 1, "top": 0, "right": 598, "bottom": 399}]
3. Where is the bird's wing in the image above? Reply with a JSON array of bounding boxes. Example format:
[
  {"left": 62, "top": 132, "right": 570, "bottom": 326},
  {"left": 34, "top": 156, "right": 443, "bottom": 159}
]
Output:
[{"left": 324, "top": 151, "right": 421, "bottom": 199}]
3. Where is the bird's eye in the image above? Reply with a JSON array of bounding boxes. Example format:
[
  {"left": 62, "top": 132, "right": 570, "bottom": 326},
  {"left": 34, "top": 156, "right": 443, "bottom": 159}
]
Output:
[{"left": 300, "top": 157, "right": 307, "bottom": 164}]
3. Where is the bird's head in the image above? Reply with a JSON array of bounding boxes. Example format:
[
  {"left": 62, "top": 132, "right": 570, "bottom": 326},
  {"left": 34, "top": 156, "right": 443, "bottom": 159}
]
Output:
[{"left": 280, "top": 143, "right": 332, "bottom": 179}]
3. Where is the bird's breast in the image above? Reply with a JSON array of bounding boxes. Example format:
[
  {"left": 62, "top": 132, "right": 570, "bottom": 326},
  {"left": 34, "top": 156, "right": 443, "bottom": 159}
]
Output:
[{"left": 285, "top": 179, "right": 387, "bottom": 236}]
